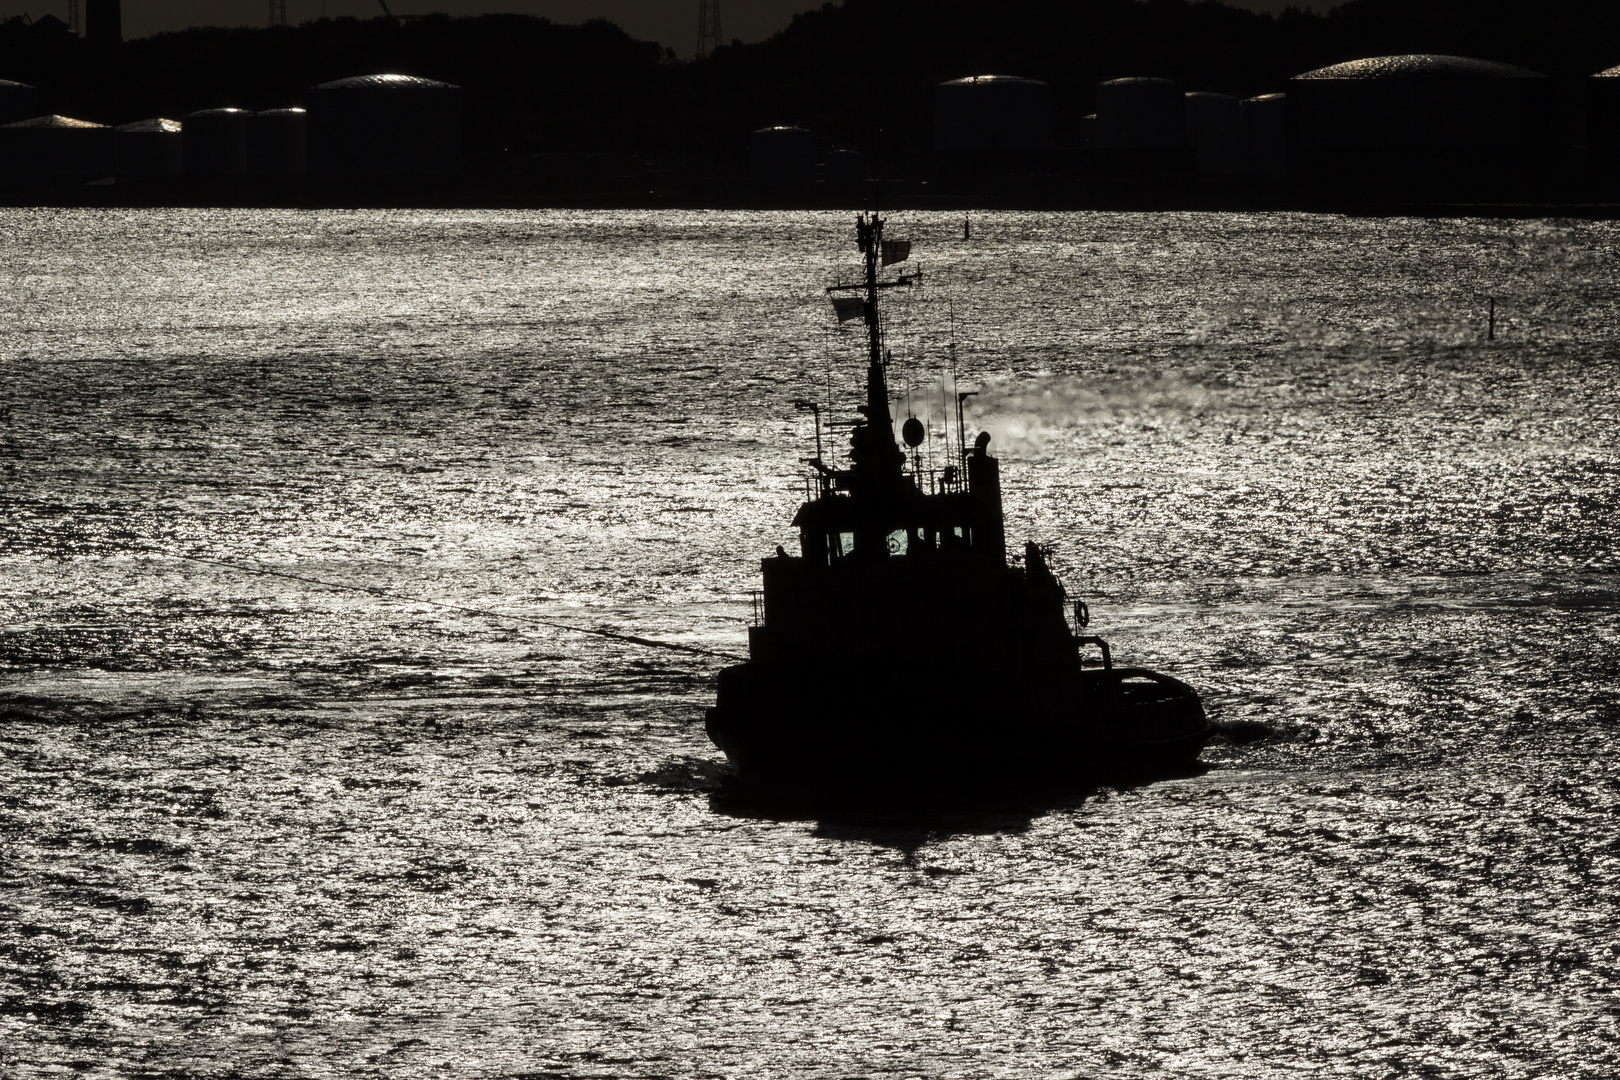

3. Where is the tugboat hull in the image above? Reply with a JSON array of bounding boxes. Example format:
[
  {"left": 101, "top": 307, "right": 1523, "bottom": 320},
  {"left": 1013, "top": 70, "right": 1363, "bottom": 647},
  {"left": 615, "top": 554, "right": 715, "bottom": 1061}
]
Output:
[
  {"left": 703, "top": 209, "right": 1212, "bottom": 800},
  {"left": 706, "top": 658, "right": 1210, "bottom": 794}
]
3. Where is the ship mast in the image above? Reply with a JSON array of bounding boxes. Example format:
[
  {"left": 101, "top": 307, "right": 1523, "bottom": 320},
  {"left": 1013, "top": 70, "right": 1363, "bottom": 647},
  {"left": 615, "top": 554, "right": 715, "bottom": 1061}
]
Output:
[{"left": 844, "top": 211, "right": 907, "bottom": 485}]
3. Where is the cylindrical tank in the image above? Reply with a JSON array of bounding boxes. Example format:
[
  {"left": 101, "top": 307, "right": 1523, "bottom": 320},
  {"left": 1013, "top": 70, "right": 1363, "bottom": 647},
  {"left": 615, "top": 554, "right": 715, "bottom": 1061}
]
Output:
[
  {"left": 1184, "top": 91, "right": 1242, "bottom": 174},
  {"left": 183, "top": 108, "right": 249, "bottom": 176},
  {"left": 824, "top": 148, "right": 865, "bottom": 185},
  {"left": 308, "top": 74, "right": 461, "bottom": 175},
  {"left": 249, "top": 108, "right": 307, "bottom": 175},
  {"left": 1588, "top": 65, "right": 1620, "bottom": 194},
  {"left": 750, "top": 126, "right": 815, "bottom": 187},
  {"left": 1242, "top": 93, "right": 1287, "bottom": 181},
  {"left": 1076, "top": 113, "right": 1097, "bottom": 149},
  {"left": 1096, "top": 77, "right": 1183, "bottom": 149},
  {"left": 0, "top": 80, "right": 38, "bottom": 125},
  {"left": 933, "top": 75, "right": 1052, "bottom": 153},
  {"left": 0, "top": 115, "right": 114, "bottom": 184},
  {"left": 115, "top": 117, "right": 182, "bottom": 177},
  {"left": 1290, "top": 54, "right": 1552, "bottom": 198}
]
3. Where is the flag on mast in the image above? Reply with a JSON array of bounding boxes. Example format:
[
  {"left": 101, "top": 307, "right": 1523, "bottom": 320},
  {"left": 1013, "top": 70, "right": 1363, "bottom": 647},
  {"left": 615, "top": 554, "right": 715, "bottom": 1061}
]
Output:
[
  {"left": 881, "top": 240, "right": 911, "bottom": 266},
  {"left": 830, "top": 296, "right": 866, "bottom": 322}
]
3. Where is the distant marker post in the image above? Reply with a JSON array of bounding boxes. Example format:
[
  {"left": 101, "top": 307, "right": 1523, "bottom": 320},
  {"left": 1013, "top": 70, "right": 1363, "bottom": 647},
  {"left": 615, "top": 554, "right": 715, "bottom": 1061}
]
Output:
[{"left": 1488, "top": 296, "right": 1495, "bottom": 340}]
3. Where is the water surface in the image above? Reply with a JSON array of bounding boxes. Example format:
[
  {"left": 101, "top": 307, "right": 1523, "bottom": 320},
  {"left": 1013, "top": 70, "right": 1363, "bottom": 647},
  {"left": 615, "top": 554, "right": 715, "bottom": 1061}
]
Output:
[{"left": 2, "top": 209, "right": 1617, "bottom": 1078}]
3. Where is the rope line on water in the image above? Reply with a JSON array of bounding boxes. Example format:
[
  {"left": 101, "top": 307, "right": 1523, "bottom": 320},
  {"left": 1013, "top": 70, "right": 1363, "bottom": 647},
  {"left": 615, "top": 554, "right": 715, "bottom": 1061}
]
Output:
[{"left": 133, "top": 545, "right": 748, "bottom": 663}]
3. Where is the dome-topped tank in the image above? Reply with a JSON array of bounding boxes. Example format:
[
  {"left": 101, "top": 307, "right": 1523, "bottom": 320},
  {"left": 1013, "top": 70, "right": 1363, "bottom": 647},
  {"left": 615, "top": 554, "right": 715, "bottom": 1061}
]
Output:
[
  {"left": 1290, "top": 54, "right": 1553, "bottom": 198},
  {"left": 1587, "top": 65, "right": 1620, "bottom": 195},
  {"left": 934, "top": 75, "right": 1052, "bottom": 154},
  {"left": 1183, "top": 91, "right": 1241, "bottom": 174},
  {"left": 1242, "top": 93, "right": 1287, "bottom": 182},
  {"left": 1095, "top": 77, "right": 1183, "bottom": 149},
  {"left": 1297, "top": 55, "right": 1542, "bottom": 81},
  {"left": 184, "top": 108, "right": 249, "bottom": 176},
  {"left": 750, "top": 126, "right": 816, "bottom": 187},
  {"left": 0, "top": 79, "right": 38, "bottom": 125},
  {"left": 0, "top": 115, "right": 114, "bottom": 184},
  {"left": 249, "top": 108, "right": 307, "bottom": 176},
  {"left": 116, "top": 117, "right": 182, "bottom": 177},
  {"left": 308, "top": 73, "right": 461, "bottom": 175},
  {"left": 1292, "top": 54, "right": 1548, "bottom": 147}
]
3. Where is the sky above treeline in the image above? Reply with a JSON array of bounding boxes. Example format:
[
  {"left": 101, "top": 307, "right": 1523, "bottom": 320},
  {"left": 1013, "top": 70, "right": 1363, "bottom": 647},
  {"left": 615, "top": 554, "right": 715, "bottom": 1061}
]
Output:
[{"left": 2, "top": 0, "right": 1339, "bottom": 56}]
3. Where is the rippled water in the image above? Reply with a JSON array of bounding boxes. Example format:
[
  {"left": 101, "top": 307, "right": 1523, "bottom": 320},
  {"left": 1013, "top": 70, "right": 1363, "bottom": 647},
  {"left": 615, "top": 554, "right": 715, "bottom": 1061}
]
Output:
[{"left": 2, "top": 209, "right": 1618, "bottom": 1078}]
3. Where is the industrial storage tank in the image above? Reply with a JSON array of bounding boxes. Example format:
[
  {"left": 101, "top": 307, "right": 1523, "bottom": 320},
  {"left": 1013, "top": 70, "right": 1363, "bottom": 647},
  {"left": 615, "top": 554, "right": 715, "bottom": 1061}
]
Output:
[
  {"left": 750, "top": 126, "right": 816, "bottom": 187},
  {"left": 933, "top": 75, "right": 1052, "bottom": 153},
  {"left": 249, "top": 108, "right": 307, "bottom": 175},
  {"left": 1588, "top": 65, "right": 1620, "bottom": 195},
  {"left": 1290, "top": 54, "right": 1552, "bottom": 198},
  {"left": 1242, "top": 93, "right": 1287, "bottom": 181},
  {"left": 184, "top": 108, "right": 249, "bottom": 176},
  {"left": 1095, "top": 77, "right": 1183, "bottom": 149},
  {"left": 0, "top": 115, "right": 114, "bottom": 184},
  {"left": 115, "top": 118, "right": 182, "bottom": 177},
  {"left": 0, "top": 80, "right": 38, "bottom": 125},
  {"left": 308, "top": 74, "right": 461, "bottom": 175},
  {"left": 1184, "top": 92, "right": 1242, "bottom": 174},
  {"left": 1077, "top": 113, "right": 1097, "bottom": 148},
  {"left": 824, "top": 148, "right": 865, "bottom": 185}
]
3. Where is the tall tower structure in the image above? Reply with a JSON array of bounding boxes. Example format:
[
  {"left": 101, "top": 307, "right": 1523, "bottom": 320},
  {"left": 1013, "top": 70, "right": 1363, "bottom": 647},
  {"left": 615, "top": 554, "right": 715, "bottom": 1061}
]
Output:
[
  {"left": 697, "top": 0, "right": 722, "bottom": 59},
  {"left": 270, "top": 0, "right": 286, "bottom": 27}
]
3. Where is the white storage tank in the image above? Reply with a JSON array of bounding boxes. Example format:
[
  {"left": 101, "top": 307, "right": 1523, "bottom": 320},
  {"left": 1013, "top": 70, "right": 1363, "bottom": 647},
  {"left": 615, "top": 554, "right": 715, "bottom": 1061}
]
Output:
[
  {"left": 184, "top": 108, "right": 249, "bottom": 176},
  {"left": 750, "top": 126, "right": 816, "bottom": 187},
  {"left": 0, "top": 115, "right": 114, "bottom": 184},
  {"left": 115, "top": 118, "right": 182, "bottom": 177},
  {"left": 1184, "top": 91, "right": 1242, "bottom": 174},
  {"left": 249, "top": 108, "right": 307, "bottom": 175},
  {"left": 1242, "top": 93, "right": 1287, "bottom": 181},
  {"left": 1290, "top": 54, "right": 1552, "bottom": 196},
  {"left": 0, "top": 80, "right": 38, "bottom": 125},
  {"left": 1096, "top": 77, "right": 1183, "bottom": 149},
  {"left": 308, "top": 74, "right": 461, "bottom": 175},
  {"left": 1588, "top": 65, "right": 1620, "bottom": 193},
  {"left": 933, "top": 75, "right": 1052, "bottom": 153}
]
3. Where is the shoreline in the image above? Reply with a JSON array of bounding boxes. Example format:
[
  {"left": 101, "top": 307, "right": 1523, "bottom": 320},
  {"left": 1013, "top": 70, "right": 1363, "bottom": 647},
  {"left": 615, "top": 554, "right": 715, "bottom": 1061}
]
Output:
[{"left": 5, "top": 179, "right": 1620, "bottom": 218}]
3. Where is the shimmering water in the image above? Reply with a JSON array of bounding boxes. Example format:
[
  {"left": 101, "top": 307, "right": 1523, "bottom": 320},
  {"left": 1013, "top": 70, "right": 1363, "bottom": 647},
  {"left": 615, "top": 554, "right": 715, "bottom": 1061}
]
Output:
[{"left": 2, "top": 209, "right": 1617, "bottom": 1078}]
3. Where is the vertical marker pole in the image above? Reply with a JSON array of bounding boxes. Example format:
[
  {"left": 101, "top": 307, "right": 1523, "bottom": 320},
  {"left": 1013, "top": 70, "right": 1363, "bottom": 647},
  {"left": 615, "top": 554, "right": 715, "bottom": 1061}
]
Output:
[{"left": 1488, "top": 297, "right": 1495, "bottom": 341}]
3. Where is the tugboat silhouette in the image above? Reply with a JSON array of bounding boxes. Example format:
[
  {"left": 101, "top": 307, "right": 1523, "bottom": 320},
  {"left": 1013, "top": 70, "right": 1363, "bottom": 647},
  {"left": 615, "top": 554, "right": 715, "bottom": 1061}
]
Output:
[{"left": 706, "top": 210, "right": 1210, "bottom": 799}]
